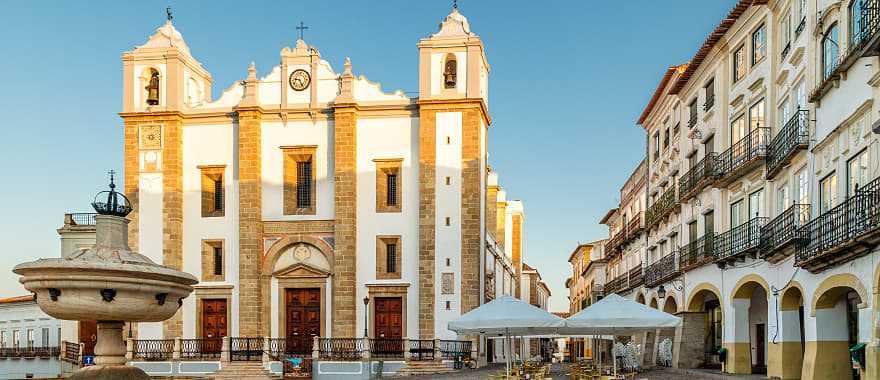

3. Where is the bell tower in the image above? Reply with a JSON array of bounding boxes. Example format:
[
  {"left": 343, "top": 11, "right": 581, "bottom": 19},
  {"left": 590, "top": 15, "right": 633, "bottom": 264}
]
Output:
[
  {"left": 418, "top": 6, "right": 489, "bottom": 103},
  {"left": 122, "top": 19, "right": 212, "bottom": 112}
]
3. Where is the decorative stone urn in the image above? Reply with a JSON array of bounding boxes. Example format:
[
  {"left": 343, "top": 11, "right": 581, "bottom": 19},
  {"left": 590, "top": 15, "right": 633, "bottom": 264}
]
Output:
[{"left": 13, "top": 175, "right": 198, "bottom": 380}]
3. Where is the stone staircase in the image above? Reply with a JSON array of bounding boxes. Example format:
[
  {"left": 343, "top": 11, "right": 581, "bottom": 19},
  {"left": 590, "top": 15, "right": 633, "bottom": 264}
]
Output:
[
  {"left": 394, "top": 360, "right": 455, "bottom": 376},
  {"left": 212, "top": 361, "right": 281, "bottom": 380}
]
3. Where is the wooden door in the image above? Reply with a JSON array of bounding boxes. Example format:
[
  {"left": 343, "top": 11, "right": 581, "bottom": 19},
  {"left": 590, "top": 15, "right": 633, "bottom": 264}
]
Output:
[
  {"left": 374, "top": 297, "right": 403, "bottom": 339},
  {"left": 754, "top": 323, "right": 766, "bottom": 373},
  {"left": 78, "top": 321, "right": 97, "bottom": 357},
  {"left": 202, "top": 299, "right": 227, "bottom": 353},
  {"left": 286, "top": 288, "right": 321, "bottom": 355}
]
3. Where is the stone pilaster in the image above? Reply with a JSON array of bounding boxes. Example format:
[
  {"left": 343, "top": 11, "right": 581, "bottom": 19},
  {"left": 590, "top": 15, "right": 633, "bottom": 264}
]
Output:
[
  {"left": 459, "top": 104, "right": 484, "bottom": 315},
  {"left": 418, "top": 109, "right": 437, "bottom": 339},
  {"left": 672, "top": 311, "right": 707, "bottom": 369},
  {"left": 486, "top": 185, "right": 499, "bottom": 243},
  {"left": 236, "top": 106, "right": 263, "bottom": 336},
  {"left": 123, "top": 120, "right": 139, "bottom": 252},
  {"left": 333, "top": 104, "right": 358, "bottom": 338},
  {"left": 511, "top": 214, "right": 522, "bottom": 299}
]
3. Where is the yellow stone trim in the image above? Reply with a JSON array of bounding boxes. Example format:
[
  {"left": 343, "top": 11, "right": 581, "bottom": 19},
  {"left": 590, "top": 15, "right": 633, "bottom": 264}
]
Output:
[
  {"left": 722, "top": 341, "right": 751, "bottom": 374},
  {"left": 779, "top": 281, "right": 806, "bottom": 311},
  {"left": 731, "top": 274, "right": 770, "bottom": 299},
  {"left": 686, "top": 282, "right": 723, "bottom": 317},
  {"left": 262, "top": 220, "right": 335, "bottom": 235},
  {"left": 366, "top": 284, "right": 409, "bottom": 339},
  {"left": 810, "top": 272, "right": 868, "bottom": 316},
  {"left": 768, "top": 340, "right": 804, "bottom": 380},
  {"left": 662, "top": 293, "right": 679, "bottom": 313}
]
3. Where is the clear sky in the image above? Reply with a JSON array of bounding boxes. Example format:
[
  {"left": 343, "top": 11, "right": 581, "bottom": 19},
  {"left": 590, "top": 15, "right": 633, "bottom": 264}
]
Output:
[{"left": 0, "top": 1, "right": 737, "bottom": 312}]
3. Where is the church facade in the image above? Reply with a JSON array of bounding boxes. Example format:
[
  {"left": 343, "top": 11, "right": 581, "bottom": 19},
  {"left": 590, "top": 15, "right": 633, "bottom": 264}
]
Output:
[{"left": 119, "top": 8, "right": 524, "bottom": 348}]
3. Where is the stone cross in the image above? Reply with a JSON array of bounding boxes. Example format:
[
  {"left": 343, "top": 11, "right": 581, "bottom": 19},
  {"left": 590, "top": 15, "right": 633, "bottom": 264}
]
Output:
[{"left": 296, "top": 21, "right": 309, "bottom": 40}]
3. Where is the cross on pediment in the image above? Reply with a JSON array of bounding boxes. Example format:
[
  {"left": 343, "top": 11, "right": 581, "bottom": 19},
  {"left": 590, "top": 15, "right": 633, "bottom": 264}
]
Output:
[{"left": 296, "top": 21, "right": 309, "bottom": 40}]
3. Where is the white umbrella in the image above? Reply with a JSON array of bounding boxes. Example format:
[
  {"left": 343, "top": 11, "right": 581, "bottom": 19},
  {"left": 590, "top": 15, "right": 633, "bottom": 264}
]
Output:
[
  {"left": 448, "top": 295, "right": 564, "bottom": 376},
  {"left": 561, "top": 294, "right": 681, "bottom": 375}
]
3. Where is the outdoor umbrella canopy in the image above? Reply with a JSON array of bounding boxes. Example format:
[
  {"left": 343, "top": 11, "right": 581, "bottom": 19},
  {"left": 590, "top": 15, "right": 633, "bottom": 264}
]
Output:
[
  {"left": 560, "top": 294, "right": 681, "bottom": 335},
  {"left": 447, "top": 295, "right": 564, "bottom": 336}
]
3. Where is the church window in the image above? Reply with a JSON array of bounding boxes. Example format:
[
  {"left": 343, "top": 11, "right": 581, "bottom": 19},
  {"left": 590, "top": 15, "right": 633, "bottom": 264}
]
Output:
[
  {"left": 443, "top": 54, "right": 457, "bottom": 89},
  {"left": 445, "top": 217, "right": 451, "bottom": 226},
  {"left": 202, "top": 240, "right": 225, "bottom": 282},
  {"left": 445, "top": 177, "right": 451, "bottom": 186},
  {"left": 375, "top": 159, "right": 403, "bottom": 213},
  {"left": 446, "top": 258, "right": 451, "bottom": 267},
  {"left": 282, "top": 146, "right": 317, "bottom": 215},
  {"left": 376, "top": 236, "right": 402, "bottom": 280},
  {"left": 199, "top": 166, "right": 226, "bottom": 217},
  {"left": 446, "top": 301, "right": 451, "bottom": 310}
]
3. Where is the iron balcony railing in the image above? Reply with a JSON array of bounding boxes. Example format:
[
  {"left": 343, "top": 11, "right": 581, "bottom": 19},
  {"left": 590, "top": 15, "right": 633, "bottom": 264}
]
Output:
[
  {"left": 679, "top": 153, "right": 719, "bottom": 201},
  {"left": 0, "top": 346, "right": 60, "bottom": 359},
  {"left": 605, "top": 229, "right": 626, "bottom": 256},
  {"left": 760, "top": 204, "right": 810, "bottom": 259},
  {"left": 627, "top": 265, "right": 644, "bottom": 289},
  {"left": 645, "top": 187, "right": 678, "bottom": 229},
  {"left": 407, "top": 339, "right": 434, "bottom": 361},
  {"left": 369, "top": 338, "right": 404, "bottom": 360},
  {"left": 229, "top": 337, "right": 263, "bottom": 361},
  {"left": 715, "top": 127, "right": 770, "bottom": 182},
  {"left": 132, "top": 339, "right": 174, "bottom": 361},
  {"left": 603, "top": 275, "right": 627, "bottom": 295},
  {"left": 714, "top": 216, "right": 769, "bottom": 264},
  {"left": 767, "top": 110, "right": 809, "bottom": 179},
  {"left": 645, "top": 252, "right": 680, "bottom": 288},
  {"left": 66, "top": 212, "right": 98, "bottom": 226},
  {"left": 439, "top": 340, "right": 473, "bottom": 360},
  {"left": 679, "top": 234, "right": 716, "bottom": 271},
  {"left": 796, "top": 177, "right": 880, "bottom": 270},
  {"left": 625, "top": 212, "right": 644, "bottom": 241},
  {"left": 180, "top": 338, "right": 221, "bottom": 360},
  {"left": 811, "top": 1, "right": 880, "bottom": 101},
  {"left": 318, "top": 338, "right": 364, "bottom": 360}
]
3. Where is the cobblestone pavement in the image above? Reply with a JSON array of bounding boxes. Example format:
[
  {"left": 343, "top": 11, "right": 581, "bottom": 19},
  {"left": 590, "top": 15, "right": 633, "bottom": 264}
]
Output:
[{"left": 391, "top": 364, "right": 769, "bottom": 379}]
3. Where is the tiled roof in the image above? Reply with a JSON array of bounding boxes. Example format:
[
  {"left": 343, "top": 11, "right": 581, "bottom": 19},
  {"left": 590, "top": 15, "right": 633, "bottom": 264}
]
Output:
[{"left": 637, "top": 65, "right": 686, "bottom": 125}]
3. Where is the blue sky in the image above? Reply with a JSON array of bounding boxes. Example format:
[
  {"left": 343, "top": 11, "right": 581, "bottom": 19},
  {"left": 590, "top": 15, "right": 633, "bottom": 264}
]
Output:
[{"left": 0, "top": 1, "right": 736, "bottom": 311}]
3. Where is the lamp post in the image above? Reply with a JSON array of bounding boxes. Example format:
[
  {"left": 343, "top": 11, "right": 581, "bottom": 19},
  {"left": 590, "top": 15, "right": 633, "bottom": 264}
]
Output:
[{"left": 363, "top": 296, "right": 370, "bottom": 338}]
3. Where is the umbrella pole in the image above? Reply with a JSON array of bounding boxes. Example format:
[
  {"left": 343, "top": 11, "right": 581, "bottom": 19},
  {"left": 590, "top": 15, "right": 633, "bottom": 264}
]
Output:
[
  {"left": 613, "top": 336, "right": 617, "bottom": 376},
  {"left": 505, "top": 329, "right": 510, "bottom": 380}
]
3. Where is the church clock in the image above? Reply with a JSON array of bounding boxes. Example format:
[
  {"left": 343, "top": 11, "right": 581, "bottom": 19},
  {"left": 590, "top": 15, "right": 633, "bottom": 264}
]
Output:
[{"left": 289, "top": 69, "right": 311, "bottom": 91}]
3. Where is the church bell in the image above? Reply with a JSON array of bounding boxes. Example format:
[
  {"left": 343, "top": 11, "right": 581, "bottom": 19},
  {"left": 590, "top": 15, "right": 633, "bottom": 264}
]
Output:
[{"left": 146, "top": 72, "right": 160, "bottom": 105}]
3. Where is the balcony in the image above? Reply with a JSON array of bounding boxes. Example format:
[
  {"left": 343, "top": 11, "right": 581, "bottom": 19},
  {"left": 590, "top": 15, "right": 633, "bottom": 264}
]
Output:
[
  {"left": 715, "top": 127, "right": 770, "bottom": 187},
  {"left": 645, "top": 253, "right": 680, "bottom": 288},
  {"left": 604, "top": 275, "right": 627, "bottom": 295},
  {"left": 624, "top": 212, "right": 645, "bottom": 243},
  {"left": 796, "top": 177, "right": 880, "bottom": 272},
  {"left": 605, "top": 229, "right": 626, "bottom": 257},
  {"left": 645, "top": 187, "right": 679, "bottom": 230},
  {"left": 679, "top": 153, "right": 719, "bottom": 201},
  {"left": 627, "top": 265, "right": 644, "bottom": 290},
  {"left": 714, "top": 216, "right": 768, "bottom": 268},
  {"left": 760, "top": 204, "right": 810, "bottom": 263},
  {"left": 767, "top": 110, "right": 809, "bottom": 180},
  {"left": 810, "top": 1, "right": 880, "bottom": 102},
  {"left": 679, "top": 233, "right": 716, "bottom": 271}
]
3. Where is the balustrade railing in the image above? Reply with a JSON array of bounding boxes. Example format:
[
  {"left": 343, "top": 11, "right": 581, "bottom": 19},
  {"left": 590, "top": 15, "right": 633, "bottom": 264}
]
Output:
[
  {"left": 760, "top": 204, "right": 810, "bottom": 258},
  {"left": 229, "top": 337, "right": 263, "bottom": 361},
  {"left": 0, "top": 346, "right": 60, "bottom": 359},
  {"left": 439, "top": 340, "right": 472, "bottom": 360},
  {"left": 407, "top": 339, "right": 434, "bottom": 361},
  {"left": 645, "top": 253, "right": 680, "bottom": 288},
  {"left": 180, "top": 338, "right": 221, "bottom": 360},
  {"left": 767, "top": 110, "right": 809, "bottom": 179},
  {"left": 796, "top": 178, "right": 880, "bottom": 269},
  {"left": 679, "top": 153, "right": 719, "bottom": 200},
  {"left": 627, "top": 265, "right": 644, "bottom": 289},
  {"left": 604, "top": 275, "right": 627, "bottom": 295},
  {"left": 715, "top": 127, "right": 770, "bottom": 181},
  {"left": 679, "top": 234, "right": 716, "bottom": 271},
  {"left": 370, "top": 338, "right": 404, "bottom": 359},
  {"left": 318, "top": 338, "right": 364, "bottom": 360},
  {"left": 132, "top": 339, "right": 174, "bottom": 361},
  {"left": 626, "top": 213, "right": 644, "bottom": 240},
  {"left": 605, "top": 229, "right": 626, "bottom": 255},
  {"left": 714, "top": 217, "right": 768, "bottom": 263}
]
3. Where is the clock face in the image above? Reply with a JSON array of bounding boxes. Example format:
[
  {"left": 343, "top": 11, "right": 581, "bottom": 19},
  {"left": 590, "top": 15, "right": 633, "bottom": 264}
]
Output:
[{"left": 289, "top": 69, "right": 311, "bottom": 91}]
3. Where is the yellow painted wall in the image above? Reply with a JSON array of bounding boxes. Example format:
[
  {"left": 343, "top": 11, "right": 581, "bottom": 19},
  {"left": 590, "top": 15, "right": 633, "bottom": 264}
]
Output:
[
  {"left": 768, "top": 341, "right": 804, "bottom": 379},
  {"left": 801, "top": 340, "right": 854, "bottom": 380}
]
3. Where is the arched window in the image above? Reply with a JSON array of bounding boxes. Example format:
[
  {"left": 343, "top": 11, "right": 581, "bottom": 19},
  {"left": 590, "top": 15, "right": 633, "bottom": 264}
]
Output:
[
  {"left": 850, "top": 0, "right": 865, "bottom": 46},
  {"left": 443, "top": 54, "right": 457, "bottom": 89},
  {"left": 822, "top": 23, "right": 840, "bottom": 80}
]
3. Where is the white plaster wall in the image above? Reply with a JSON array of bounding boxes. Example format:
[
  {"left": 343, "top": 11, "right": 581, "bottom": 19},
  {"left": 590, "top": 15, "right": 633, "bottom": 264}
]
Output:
[
  {"left": 0, "top": 302, "right": 61, "bottom": 348},
  {"left": 434, "top": 112, "right": 463, "bottom": 339},
  {"left": 430, "top": 52, "right": 467, "bottom": 96},
  {"left": 181, "top": 123, "right": 240, "bottom": 338},
  {"left": 353, "top": 116, "right": 420, "bottom": 339},
  {"left": 261, "top": 120, "right": 335, "bottom": 221},
  {"left": 138, "top": 172, "right": 164, "bottom": 339},
  {"left": 133, "top": 63, "right": 167, "bottom": 110}
]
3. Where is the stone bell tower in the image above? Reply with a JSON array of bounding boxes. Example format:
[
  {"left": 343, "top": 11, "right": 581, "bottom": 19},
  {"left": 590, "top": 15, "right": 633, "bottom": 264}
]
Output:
[
  {"left": 416, "top": 5, "right": 491, "bottom": 340},
  {"left": 120, "top": 16, "right": 211, "bottom": 339}
]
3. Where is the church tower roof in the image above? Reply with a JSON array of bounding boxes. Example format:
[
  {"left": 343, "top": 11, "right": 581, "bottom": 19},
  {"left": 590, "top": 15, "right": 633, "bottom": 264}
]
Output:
[
  {"left": 136, "top": 20, "right": 193, "bottom": 57},
  {"left": 432, "top": 8, "right": 476, "bottom": 38}
]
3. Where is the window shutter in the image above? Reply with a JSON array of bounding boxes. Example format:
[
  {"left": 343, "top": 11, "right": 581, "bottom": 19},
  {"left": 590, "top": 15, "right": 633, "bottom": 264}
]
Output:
[
  {"left": 213, "top": 246, "right": 223, "bottom": 276},
  {"left": 297, "top": 160, "right": 312, "bottom": 208},
  {"left": 214, "top": 177, "right": 224, "bottom": 212},
  {"left": 386, "top": 243, "right": 397, "bottom": 273},
  {"left": 387, "top": 173, "right": 398, "bottom": 206}
]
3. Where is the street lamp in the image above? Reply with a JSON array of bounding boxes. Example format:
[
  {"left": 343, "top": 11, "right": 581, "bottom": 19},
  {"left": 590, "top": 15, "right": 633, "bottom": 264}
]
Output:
[
  {"left": 657, "top": 285, "right": 666, "bottom": 299},
  {"left": 363, "top": 296, "right": 370, "bottom": 338}
]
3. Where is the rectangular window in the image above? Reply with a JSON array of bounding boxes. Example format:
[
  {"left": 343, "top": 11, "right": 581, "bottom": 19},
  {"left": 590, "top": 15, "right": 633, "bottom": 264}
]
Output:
[
  {"left": 376, "top": 236, "right": 402, "bottom": 280},
  {"left": 820, "top": 172, "right": 838, "bottom": 213},
  {"left": 12, "top": 330, "right": 19, "bottom": 348},
  {"left": 733, "top": 45, "right": 746, "bottom": 82},
  {"left": 653, "top": 131, "right": 661, "bottom": 160},
  {"left": 781, "top": 14, "right": 792, "bottom": 57},
  {"left": 752, "top": 24, "right": 767, "bottom": 65},
  {"left": 296, "top": 161, "right": 312, "bottom": 208},
  {"left": 704, "top": 210, "right": 715, "bottom": 234},
  {"left": 673, "top": 122, "right": 680, "bottom": 136},
  {"left": 688, "top": 99, "right": 698, "bottom": 128},
  {"left": 375, "top": 159, "right": 403, "bottom": 213},
  {"left": 750, "top": 99, "right": 766, "bottom": 131},
  {"left": 749, "top": 189, "right": 765, "bottom": 219},
  {"left": 847, "top": 149, "right": 870, "bottom": 197},
  {"left": 41, "top": 328, "right": 49, "bottom": 348},
  {"left": 704, "top": 78, "right": 715, "bottom": 110},
  {"left": 705, "top": 135, "right": 714, "bottom": 155},
  {"left": 778, "top": 97, "right": 792, "bottom": 129},
  {"left": 386, "top": 243, "right": 397, "bottom": 273},
  {"left": 282, "top": 146, "right": 317, "bottom": 215},
  {"left": 1, "top": 331, "right": 5, "bottom": 348},
  {"left": 731, "top": 199, "right": 745, "bottom": 227},
  {"left": 663, "top": 128, "right": 669, "bottom": 148},
  {"left": 777, "top": 182, "right": 790, "bottom": 215},
  {"left": 201, "top": 240, "right": 224, "bottom": 282},
  {"left": 796, "top": 167, "right": 809, "bottom": 205},
  {"left": 731, "top": 114, "right": 747, "bottom": 144},
  {"left": 199, "top": 166, "right": 226, "bottom": 217},
  {"left": 851, "top": 0, "right": 865, "bottom": 45},
  {"left": 26, "top": 329, "right": 33, "bottom": 349},
  {"left": 795, "top": 80, "right": 806, "bottom": 110}
]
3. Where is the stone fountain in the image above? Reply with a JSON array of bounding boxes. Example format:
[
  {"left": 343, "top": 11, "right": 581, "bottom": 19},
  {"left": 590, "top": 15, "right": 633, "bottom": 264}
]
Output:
[{"left": 13, "top": 174, "right": 198, "bottom": 379}]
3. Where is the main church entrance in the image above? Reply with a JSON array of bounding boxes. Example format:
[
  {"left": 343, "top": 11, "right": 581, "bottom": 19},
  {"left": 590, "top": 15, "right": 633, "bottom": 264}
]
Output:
[
  {"left": 374, "top": 297, "right": 403, "bottom": 339},
  {"left": 285, "top": 288, "right": 321, "bottom": 354}
]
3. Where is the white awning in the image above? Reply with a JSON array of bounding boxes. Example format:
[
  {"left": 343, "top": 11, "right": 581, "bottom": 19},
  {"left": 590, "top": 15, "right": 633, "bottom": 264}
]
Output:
[
  {"left": 447, "top": 295, "right": 564, "bottom": 336},
  {"left": 560, "top": 294, "right": 681, "bottom": 335}
]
